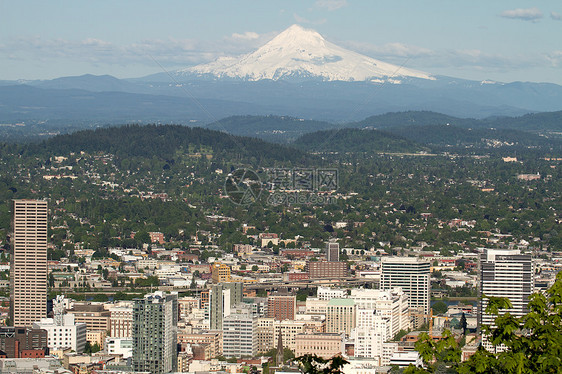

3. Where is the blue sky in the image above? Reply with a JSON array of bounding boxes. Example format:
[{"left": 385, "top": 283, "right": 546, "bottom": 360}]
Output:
[{"left": 1, "top": 0, "right": 562, "bottom": 84}]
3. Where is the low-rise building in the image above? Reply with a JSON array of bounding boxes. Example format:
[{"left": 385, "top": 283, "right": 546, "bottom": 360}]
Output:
[{"left": 295, "top": 333, "right": 343, "bottom": 359}]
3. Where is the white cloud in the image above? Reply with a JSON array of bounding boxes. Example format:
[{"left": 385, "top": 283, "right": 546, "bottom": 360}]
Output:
[
  {"left": 315, "top": 0, "right": 347, "bottom": 11},
  {"left": 546, "top": 51, "right": 562, "bottom": 66},
  {"left": 0, "top": 35, "right": 266, "bottom": 69},
  {"left": 343, "top": 40, "right": 434, "bottom": 59},
  {"left": 293, "top": 13, "right": 327, "bottom": 25},
  {"left": 231, "top": 31, "right": 260, "bottom": 40},
  {"left": 551, "top": 12, "right": 562, "bottom": 21},
  {"left": 340, "top": 39, "right": 551, "bottom": 75},
  {"left": 500, "top": 7, "right": 543, "bottom": 21}
]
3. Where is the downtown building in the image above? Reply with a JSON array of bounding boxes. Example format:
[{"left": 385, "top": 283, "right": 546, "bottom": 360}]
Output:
[
  {"left": 326, "top": 299, "right": 356, "bottom": 335},
  {"left": 0, "top": 327, "right": 48, "bottom": 358},
  {"left": 381, "top": 257, "right": 431, "bottom": 327},
  {"left": 350, "top": 288, "right": 410, "bottom": 337},
  {"left": 326, "top": 241, "right": 340, "bottom": 262},
  {"left": 33, "top": 296, "right": 86, "bottom": 353},
  {"left": 267, "top": 294, "right": 296, "bottom": 321},
  {"left": 108, "top": 302, "right": 133, "bottom": 338},
  {"left": 222, "top": 305, "right": 258, "bottom": 358},
  {"left": 255, "top": 318, "right": 324, "bottom": 353},
  {"left": 478, "top": 249, "right": 534, "bottom": 330},
  {"left": 10, "top": 200, "right": 48, "bottom": 327},
  {"left": 132, "top": 292, "right": 178, "bottom": 374},
  {"left": 208, "top": 282, "right": 243, "bottom": 330}
]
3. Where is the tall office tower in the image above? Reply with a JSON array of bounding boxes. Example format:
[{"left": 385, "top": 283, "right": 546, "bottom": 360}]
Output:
[
  {"left": 478, "top": 249, "right": 533, "bottom": 329},
  {"left": 267, "top": 294, "right": 296, "bottom": 321},
  {"left": 10, "top": 199, "right": 48, "bottom": 327},
  {"left": 208, "top": 282, "right": 243, "bottom": 330},
  {"left": 326, "top": 241, "right": 340, "bottom": 262},
  {"left": 132, "top": 292, "right": 178, "bottom": 374},
  {"left": 381, "top": 257, "right": 431, "bottom": 327}
]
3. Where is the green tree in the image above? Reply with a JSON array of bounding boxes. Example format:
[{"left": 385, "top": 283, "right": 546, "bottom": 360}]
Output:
[
  {"left": 296, "top": 354, "right": 349, "bottom": 374},
  {"left": 459, "top": 312, "right": 467, "bottom": 335},
  {"left": 410, "top": 272, "right": 562, "bottom": 373},
  {"left": 431, "top": 300, "right": 448, "bottom": 315}
]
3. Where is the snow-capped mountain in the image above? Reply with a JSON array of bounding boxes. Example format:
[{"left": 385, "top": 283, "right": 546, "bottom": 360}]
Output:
[{"left": 180, "top": 24, "right": 434, "bottom": 82}]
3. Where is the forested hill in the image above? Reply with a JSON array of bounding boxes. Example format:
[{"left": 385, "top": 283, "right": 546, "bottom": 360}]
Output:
[
  {"left": 350, "top": 111, "right": 477, "bottom": 129},
  {"left": 205, "top": 115, "right": 338, "bottom": 142},
  {"left": 24, "top": 124, "right": 311, "bottom": 165},
  {"left": 481, "top": 110, "right": 562, "bottom": 131},
  {"left": 384, "top": 124, "right": 561, "bottom": 149},
  {"left": 351, "top": 110, "right": 562, "bottom": 132},
  {"left": 292, "top": 128, "right": 427, "bottom": 153}
]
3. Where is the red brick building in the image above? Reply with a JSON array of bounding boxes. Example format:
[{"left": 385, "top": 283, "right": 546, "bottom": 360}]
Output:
[{"left": 267, "top": 295, "right": 296, "bottom": 321}]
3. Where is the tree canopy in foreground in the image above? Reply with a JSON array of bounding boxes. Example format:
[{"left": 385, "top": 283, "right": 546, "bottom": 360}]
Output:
[{"left": 405, "top": 271, "right": 562, "bottom": 373}]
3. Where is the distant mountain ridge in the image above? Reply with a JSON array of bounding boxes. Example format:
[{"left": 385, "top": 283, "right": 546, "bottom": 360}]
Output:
[{"left": 1, "top": 26, "right": 562, "bottom": 123}]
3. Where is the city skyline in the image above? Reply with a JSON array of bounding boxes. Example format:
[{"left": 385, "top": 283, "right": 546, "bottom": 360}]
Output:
[{"left": 1, "top": 1, "right": 562, "bottom": 84}]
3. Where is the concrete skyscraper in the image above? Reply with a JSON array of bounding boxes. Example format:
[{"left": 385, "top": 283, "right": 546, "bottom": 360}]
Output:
[
  {"left": 478, "top": 249, "right": 533, "bottom": 329},
  {"left": 132, "top": 292, "right": 178, "bottom": 374},
  {"left": 10, "top": 199, "right": 48, "bottom": 327},
  {"left": 381, "top": 257, "right": 430, "bottom": 327},
  {"left": 208, "top": 282, "right": 243, "bottom": 330},
  {"left": 326, "top": 241, "right": 340, "bottom": 262}
]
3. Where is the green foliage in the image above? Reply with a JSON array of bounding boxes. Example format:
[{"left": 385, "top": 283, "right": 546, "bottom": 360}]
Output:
[
  {"left": 412, "top": 272, "right": 562, "bottom": 373},
  {"left": 432, "top": 301, "right": 448, "bottom": 315},
  {"left": 83, "top": 341, "right": 100, "bottom": 355},
  {"left": 29, "top": 124, "right": 310, "bottom": 165},
  {"left": 205, "top": 115, "right": 337, "bottom": 143},
  {"left": 295, "top": 354, "right": 349, "bottom": 374},
  {"left": 293, "top": 128, "right": 426, "bottom": 153},
  {"left": 392, "top": 329, "right": 409, "bottom": 341},
  {"left": 135, "top": 276, "right": 159, "bottom": 287}
]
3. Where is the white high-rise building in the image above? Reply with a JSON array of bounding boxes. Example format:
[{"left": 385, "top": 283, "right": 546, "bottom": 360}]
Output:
[
  {"left": 352, "top": 309, "right": 392, "bottom": 359},
  {"left": 33, "top": 296, "right": 87, "bottom": 352},
  {"left": 10, "top": 199, "right": 48, "bottom": 327},
  {"left": 222, "top": 305, "right": 257, "bottom": 358},
  {"left": 478, "top": 249, "right": 534, "bottom": 329},
  {"left": 350, "top": 288, "right": 410, "bottom": 337},
  {"left": 381, "top": 257, "right": 430, "bottom": 326}
]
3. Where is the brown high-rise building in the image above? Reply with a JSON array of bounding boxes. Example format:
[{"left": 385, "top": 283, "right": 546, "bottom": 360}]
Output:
[
  {"left": 307, "top": 261, "right": 347, "bottom": 279},
  {"left": 10, "top": 200, "right": 48, "bottom": 327},
  {"left": 267, "top": 295, "right": 296, "bottom": 321}
]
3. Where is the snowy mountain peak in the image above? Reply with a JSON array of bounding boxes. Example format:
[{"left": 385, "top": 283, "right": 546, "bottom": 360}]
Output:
[
  {"left": 269, "top": 24, "right": 326, "bottom": 48},
  {"left": 182, "top": 25, "right": 434, "bottom": 82}
]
